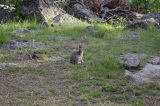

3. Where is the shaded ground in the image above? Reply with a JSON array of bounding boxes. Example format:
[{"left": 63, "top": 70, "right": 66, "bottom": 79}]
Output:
[{"left": 0, "top": 22, "right": 160, "bottom": 106}]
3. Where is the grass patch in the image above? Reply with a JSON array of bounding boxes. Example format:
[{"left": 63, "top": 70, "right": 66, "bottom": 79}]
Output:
[
  {"left": 0, "top": 54, "right": 17, "bottom": 62},
  {"left": 80, "top": 91, "right": 103, "bottom": 101},
  {"left": 0, "top": 20, "right": 160, "bottom": 105},
  {"left": 30, "top": 69, "right": 39, "bottom": 79},
  {"left": 0, "top": 31, "right": 9, "bottom": 44},
  {"left": 48, "top": 86, "right": 58, "bottom": 94},
  {"left": 130, "top": 98, "right": 145, "bottom": 106},
  {"left": 108, "top": 95, "right": 129, "bottom": 102}
]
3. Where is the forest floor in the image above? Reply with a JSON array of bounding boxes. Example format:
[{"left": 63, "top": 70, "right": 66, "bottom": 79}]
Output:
[{"left": 0, "top": 21, "right": 160, "bottom": 106}]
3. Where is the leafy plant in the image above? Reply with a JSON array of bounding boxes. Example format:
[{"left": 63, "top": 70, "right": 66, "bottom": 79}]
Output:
[{"left": 131, "top": 0, "right": 160, "bottom": 13}]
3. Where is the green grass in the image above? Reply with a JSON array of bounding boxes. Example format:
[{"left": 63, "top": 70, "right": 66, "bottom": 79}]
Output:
[
  {"left": 48, "top": 86, "right": 58, "bottom": 94},
  {"left": 0, "top": 20, "right": 160, "bottom": 105},
  {"left": 0, "top": 31, "right": 9, "bottom": 44},
  {"left": 29, "top": 67, "right": 50, "bottom": 79},
  {"left": 0, "top": 53, "right": 18, "bottom": 62}
]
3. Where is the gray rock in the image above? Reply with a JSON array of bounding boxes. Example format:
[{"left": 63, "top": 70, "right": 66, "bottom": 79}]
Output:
[
  {"left": 118, "top": 53, "right": 145, "bottom": 68},
  {"left": 8, "top": 40, "right": 44, "bottom": 49},
  {"left": 141, "top": 13, "right": 160, "bottom": 22},
  {"left": 19, "top": 0, "right": 81, "bottom": 25},
  {"left": 0, "top": 63, "right": 17, "bottom": 70},
  {"left": 125, "top": 63, "right": 160, "bottom": 84},
  {"left": 122, "top": 32, "right": 140, "bottom": 39},
  {"left": 126, "top": 13, "right": 160, "bottom": 30},
  {"left": 20, "top": 0, "right": 63, "bottom": 21},
  {"left": 10, "top": 28, "right": 40, "bottom": 37},
  {"left": 126, "top": 20, "right": 149, "bottom": 29},
  {"left": 148, "top": 56, "right": 160, "bottom": 65},
  {"left": 69, "top": 3, "right": 104, "bottom": 22},
  {"left": 86, "top": 26, "right": 98, "bottom": 33},
  {"left": 141, "top": 13, "right": 160, "bottom": 29}
]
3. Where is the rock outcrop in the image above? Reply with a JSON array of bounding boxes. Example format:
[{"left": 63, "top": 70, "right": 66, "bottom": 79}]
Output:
[
  {"left": 20, "top": 0, "right": 80, "bottom": 25},
  {"left": 118, "top": 53, "right": 145, "bottom": 69},
  {"left": 20, "top": 0, "right": 62, "bottom": 21},
  {"left": 68, "top": 3, "right": 101, "bottom": 22},
  {"left": 148, "top": 56, "right": 160, "bottom": 65},
  {"left": 7, "top": 39, "right": 44, "bottom": 49},
  {"left": 125, "top": 53, "right": 160, "bottom": 84},
  {"left": 126, "top": 13, "right": 160, "bottom": 29},
  {"left": 125, "top": 63, "right": 160, "bottom": 84},
  {"left": 122, "top": 32, "right": 140, "bottom": 39}
]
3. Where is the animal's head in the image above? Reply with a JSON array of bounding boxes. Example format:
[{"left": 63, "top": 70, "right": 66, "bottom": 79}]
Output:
[{"left": 78, "top": 44, "right": 83, "bottom": 55}]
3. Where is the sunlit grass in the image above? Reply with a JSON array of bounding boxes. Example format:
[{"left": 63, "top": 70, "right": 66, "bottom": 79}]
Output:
[{"left": 0, "top": 20, "right": 160, "bottom": 105}]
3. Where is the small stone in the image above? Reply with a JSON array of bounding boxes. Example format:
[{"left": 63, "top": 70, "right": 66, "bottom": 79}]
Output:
[
  {"left": 122, "top": 32, "right": 140, "bottom": 39},
  {"left": 0, "top": 63, "right": 17, "bottom": 70}
]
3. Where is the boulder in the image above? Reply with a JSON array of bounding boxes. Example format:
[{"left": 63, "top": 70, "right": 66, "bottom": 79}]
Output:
[
  {"left": 118, "top": 53, "right": 145, "bottom": 69},
  {"left": 125, "top": 63, "right": 160, "bottom": 84},
  {"left": 141, "top": 13, "right": 160, "bottom": 22},
  {"left": 126, "top": 18, "right": 159, "bottom": 29},
  {"left": 126, "top": 13, "right": 160, "bottom": 30},
  {"left": 69, "top": 3, "right": 104, "bottom": 22},
  {"left": 20, "top": 0, "right": 62, "bottom": 21},
  {"left": 140, "top": 13, "right": 160, "bottom": 29},
  {"left": 20, "top": 0, "right": 80, "bottom": 25}
]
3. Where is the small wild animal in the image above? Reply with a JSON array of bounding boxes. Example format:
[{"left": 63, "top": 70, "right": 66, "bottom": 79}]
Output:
[{"left": 70, "top": 45, "right": 84, "bottom": 64}]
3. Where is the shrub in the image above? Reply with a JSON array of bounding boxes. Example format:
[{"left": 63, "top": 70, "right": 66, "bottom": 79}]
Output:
[{"left": 131, "top": 0, "right": 160, "bottom": 13}]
